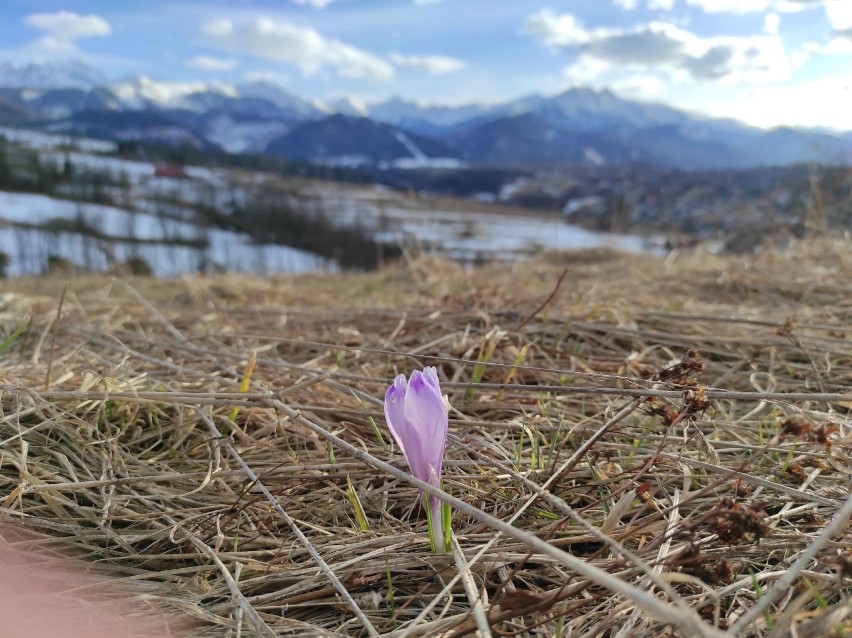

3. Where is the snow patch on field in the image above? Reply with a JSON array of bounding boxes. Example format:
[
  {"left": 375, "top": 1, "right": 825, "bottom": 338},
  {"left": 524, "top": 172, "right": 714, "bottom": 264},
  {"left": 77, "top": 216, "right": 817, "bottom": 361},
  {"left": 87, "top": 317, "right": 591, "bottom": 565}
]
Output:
[{"left": 0, "top": 191, "right": 332, "bottom": 276}]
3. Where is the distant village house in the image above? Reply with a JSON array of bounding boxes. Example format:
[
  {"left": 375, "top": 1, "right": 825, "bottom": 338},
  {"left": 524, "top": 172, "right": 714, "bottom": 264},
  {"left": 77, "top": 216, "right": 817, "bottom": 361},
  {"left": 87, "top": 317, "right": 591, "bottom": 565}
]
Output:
[{"left": 153, "top": 164, "right": 189, "bottom": 179}]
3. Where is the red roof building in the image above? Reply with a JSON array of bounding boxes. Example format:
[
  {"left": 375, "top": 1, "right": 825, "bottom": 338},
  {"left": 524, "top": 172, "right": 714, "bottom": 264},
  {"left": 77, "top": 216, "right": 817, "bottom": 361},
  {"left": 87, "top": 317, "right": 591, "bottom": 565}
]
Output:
[{"left": 153, "top": 164, "right": 189, "bottom": 179}]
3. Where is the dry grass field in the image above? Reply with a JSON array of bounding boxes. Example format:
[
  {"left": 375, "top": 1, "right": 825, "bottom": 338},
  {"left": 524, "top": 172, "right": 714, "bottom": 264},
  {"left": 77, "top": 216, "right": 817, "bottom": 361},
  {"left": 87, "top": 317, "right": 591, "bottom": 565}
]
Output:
[{"left": 0, "top": 238, "right": 850, "bottom": 637}]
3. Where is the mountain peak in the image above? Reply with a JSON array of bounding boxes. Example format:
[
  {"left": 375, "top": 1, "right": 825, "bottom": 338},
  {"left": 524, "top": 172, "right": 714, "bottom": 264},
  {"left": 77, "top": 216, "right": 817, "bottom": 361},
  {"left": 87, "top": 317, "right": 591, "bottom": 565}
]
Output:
[
  {"left": 325, "top": 96, "right": 369, "bottom": 117},
  {"left": 0, "top": 59, "right": 108, "bottom": 90},
  {"left": 561, "top": 86, "right": 616, "bottom": 97},
  {"left": 368, "top": 96, "right": 496, "bottom": 130},
  {"left": 107, "top": 76, "right": 237, "bottom": 109},
  {"left": 236, "top": 80, "right": 324, "bottom": 117},
  {"left": 550, "top": 86, "right": 623, "bottom": 108}
]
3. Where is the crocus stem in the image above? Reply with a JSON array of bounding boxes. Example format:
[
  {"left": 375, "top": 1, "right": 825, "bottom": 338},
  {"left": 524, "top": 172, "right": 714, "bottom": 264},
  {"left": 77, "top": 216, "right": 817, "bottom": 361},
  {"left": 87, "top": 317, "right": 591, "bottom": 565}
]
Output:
[{"left": 427, "top": 494, "right": 446, "bottom": 554}]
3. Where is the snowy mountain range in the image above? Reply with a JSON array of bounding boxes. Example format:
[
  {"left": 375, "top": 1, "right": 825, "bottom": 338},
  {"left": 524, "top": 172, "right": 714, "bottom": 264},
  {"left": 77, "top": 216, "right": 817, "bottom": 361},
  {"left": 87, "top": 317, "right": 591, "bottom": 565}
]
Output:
[
  {"left": 0, "top": 60, "right": 109, "bottom": 90},
  {"left": 0, "top": 60, "right": 849, "bottom": 170}
]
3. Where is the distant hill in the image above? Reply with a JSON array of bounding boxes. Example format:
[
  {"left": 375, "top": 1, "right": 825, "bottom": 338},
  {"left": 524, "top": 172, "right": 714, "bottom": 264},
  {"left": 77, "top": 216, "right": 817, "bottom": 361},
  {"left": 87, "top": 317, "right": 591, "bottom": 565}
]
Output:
[
  {"left": 265, "top": 114, "right": 462, "bottom": 168},
  {"left": 45, "top": 109, "right": 216, "bottom": 150},
  {"left": 0, "top": 96, "right": 33, "bottom": 126},
  {"left": 448, "top": 112, "right": 633, "bottom": 168}
]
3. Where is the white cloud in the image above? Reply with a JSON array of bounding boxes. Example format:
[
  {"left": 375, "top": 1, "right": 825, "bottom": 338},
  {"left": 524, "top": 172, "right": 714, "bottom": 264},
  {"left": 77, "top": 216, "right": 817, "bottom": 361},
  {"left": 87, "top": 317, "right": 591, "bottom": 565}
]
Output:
[
  {"left": 292, "top": 0, "right": 337, "bottom": 8},
  {"left": 776, "top": 0, "right": 826, "bottom": 12},
  {"left": 562, "top": 55, "right": 612, "bottom": 86},
  {"left": 202, "top": 18, "right": 394, "bottom": 82},
  {"left": 203, "top": 19, "right": 232, "bottom": 38},
  {"left": 585, "top": 23, "right": 693, "bottom": 66},
  {"left": 613, "top": 73, "right": 667, "bottom": 96},
  {"left": 525, "top": 11, "right": 793, "bottom": 84},
  {"left": 522, "top": 10, "right": 591, "bottom": 47},
  {"left": 804, "top": 37, "right": 852, "bottom": 53},
  {"left": 186, "top": 55, "right": 238, "bottom": 71},
  {"left": 685, "top": 0, "right": 771, "bottom": 12},
  {"left": 708, "top": 74, "right": 852, "bottom": 131},
  {"left": 792, "top": 2, "right": 852, "bottom": 50},
  {"left": 561, "top": 51, "right": 667, "bottom": 101},
  {"left": 764, "top": 13, "right": 781, "bottom": 34},
  {"left": 825, "top": 1, "right": 852, "bottom": 30},
  {"left": 778, "top": 2, "right": 852, "bottom": 49},
  {"left": 687, "top": 0, "right": 830, "bottom": 14},
  {"left": 27, "top": 36, "right": 80, "bottom": 56},
  {"left": 23, "top": 11, "right": 111, "bottom": 55},
  {"left": 614, "top": 0, "right": 676, "bottom": 10},
  {"left": 390, "top": 53, "right": 465, "bottom": 74},
  {"left": 24, "top": 11, "right": 111, "bottom": 39},
  {"left": 790, "top": 48, "right": 810, "bottom": 67}
]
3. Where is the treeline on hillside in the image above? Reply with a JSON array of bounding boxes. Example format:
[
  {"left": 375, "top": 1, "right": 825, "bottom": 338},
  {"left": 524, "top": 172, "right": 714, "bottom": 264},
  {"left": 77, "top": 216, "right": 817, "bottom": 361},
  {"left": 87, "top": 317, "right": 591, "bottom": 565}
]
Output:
[
  {"left": 115, "top": 139, "right": 526, "bottom": 199},
  {"left": 369, "top": 167, "right": 527, "bottom": 198},
  {"left": 116, "top": 140, "right": 375, "bottom": 185},
  {"left": 0, "top": 136, "right": 128, "bottom": 204},
  {"left": 192, "top": 183, "right": 401, "bottom": 270}
]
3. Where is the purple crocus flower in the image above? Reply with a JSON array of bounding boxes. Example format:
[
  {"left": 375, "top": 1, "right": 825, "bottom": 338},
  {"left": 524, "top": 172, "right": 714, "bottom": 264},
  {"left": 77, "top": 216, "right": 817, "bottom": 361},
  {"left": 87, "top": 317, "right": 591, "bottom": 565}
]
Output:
[{"left": 384, "top": 366, "right": 449, "bottom": 553}]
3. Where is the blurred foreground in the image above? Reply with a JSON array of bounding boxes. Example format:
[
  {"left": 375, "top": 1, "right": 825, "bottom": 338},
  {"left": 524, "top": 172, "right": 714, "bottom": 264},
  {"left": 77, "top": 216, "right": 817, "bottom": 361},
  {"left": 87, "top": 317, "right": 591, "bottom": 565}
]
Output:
[
  {"left": 0, "top": 239, "right": 849, "bottom": 637},
  {"left": 0, "top": 529, "right": 188, "bottom": 637}
]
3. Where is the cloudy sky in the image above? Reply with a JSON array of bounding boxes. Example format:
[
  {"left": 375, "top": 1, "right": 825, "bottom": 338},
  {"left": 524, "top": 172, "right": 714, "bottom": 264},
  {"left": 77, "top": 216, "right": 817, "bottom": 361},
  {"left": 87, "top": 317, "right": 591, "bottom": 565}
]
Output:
[{"left": 1, "top": 0, "right": 850, "bottom": 130}]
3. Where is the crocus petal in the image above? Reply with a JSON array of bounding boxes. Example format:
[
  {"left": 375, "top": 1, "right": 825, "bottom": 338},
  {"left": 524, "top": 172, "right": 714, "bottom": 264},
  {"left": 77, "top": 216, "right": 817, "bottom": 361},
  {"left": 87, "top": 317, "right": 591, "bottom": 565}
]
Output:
[
  {"left": 402, "top": 370, "right": 448, "bottom": 485},
  {"left": 422, "top": 366, "right": 442, "bottom": 394},
  {"left": 384, "top": 374, "right": 410, "bottom": 456},
  {"left": 398, "top": 424, "right": 431, "bottom": 484}
]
